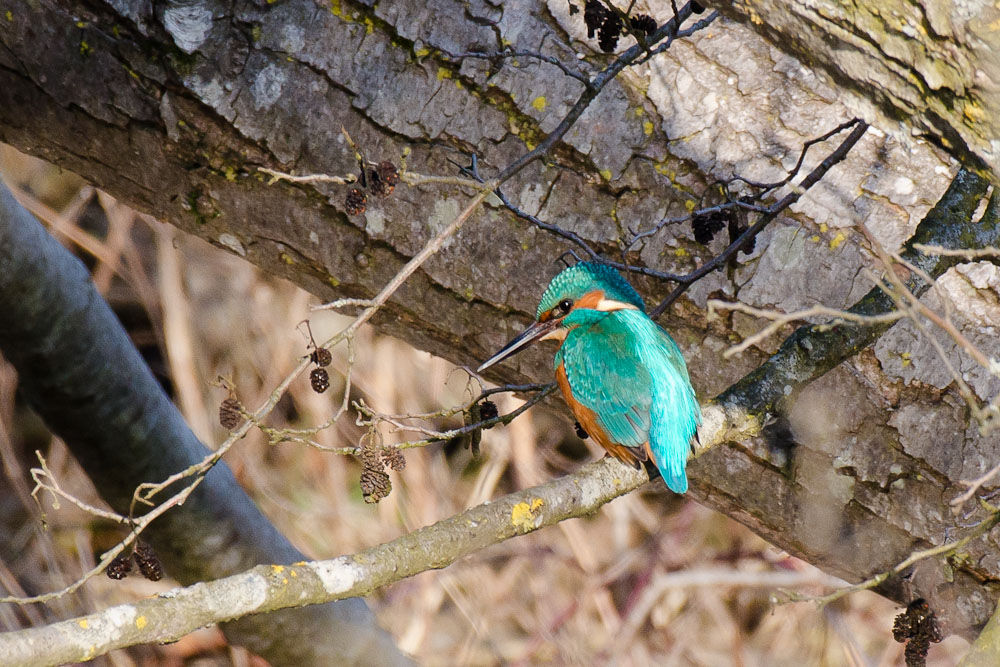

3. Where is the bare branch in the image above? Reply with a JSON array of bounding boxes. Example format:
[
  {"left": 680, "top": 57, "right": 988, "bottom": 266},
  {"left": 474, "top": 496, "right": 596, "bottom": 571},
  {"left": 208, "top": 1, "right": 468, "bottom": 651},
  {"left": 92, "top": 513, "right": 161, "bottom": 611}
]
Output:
[
  {"left": 707, "top": 301, "right": 905, "bottom": 358},
  {"left": 777, "top": 511, "right": 1000, "bottom": 607},
  {"left": 913, "top": 244, "right": 1000, "bottom": 260}
]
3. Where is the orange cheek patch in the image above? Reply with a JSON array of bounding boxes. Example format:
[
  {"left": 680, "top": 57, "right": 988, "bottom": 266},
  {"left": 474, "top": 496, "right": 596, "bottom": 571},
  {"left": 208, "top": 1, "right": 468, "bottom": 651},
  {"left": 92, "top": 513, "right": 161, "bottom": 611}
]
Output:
[{"left": 574, "top": 290, "right": 606, "bottom": 311}]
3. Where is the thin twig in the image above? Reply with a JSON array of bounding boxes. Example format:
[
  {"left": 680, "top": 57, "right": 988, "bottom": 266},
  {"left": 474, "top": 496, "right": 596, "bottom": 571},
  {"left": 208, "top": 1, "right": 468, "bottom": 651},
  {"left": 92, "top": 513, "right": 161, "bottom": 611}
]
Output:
[
  {"left": 352, "top": 384, "right": 557, "bottom": 451},
  {"left": 649, "top": 119, "right": 869, "bottom": 317},
  {"left": 497, "top": 2, "right": 697, "bottom": 182},
  {"left": 953, "top": 464, "right": 1000, "bottom": 509},
  {"left": 30, "top": 452, "right": 130, "bottom": 525},
  {"left": 440, "top": 48, "right": 592, "bottom": 87},
  {"left": 778, "top": 511, "right": 1000, "bottom": 607},
  {"left": 914, "top": 244, "right": 1000, "bottom": 260},
  {"left": 258, "top": 167, "right": 356, "bottom": 186},
  {"left": 707, "top": 301, "right": 906, "bottom": 358}
]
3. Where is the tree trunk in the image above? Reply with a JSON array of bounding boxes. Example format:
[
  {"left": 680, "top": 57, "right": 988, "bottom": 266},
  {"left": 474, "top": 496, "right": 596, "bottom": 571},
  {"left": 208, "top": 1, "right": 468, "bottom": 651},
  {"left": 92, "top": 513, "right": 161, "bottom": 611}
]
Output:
[{"left": 2, "top": 0, "right": 999, "bottom": 641}]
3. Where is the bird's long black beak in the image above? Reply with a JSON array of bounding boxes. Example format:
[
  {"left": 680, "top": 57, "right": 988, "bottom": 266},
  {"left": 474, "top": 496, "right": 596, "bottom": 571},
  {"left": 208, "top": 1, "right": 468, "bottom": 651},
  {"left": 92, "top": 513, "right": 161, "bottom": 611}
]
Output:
[{"left": 478, "top": 319, "right": 559, "bottom": 372}]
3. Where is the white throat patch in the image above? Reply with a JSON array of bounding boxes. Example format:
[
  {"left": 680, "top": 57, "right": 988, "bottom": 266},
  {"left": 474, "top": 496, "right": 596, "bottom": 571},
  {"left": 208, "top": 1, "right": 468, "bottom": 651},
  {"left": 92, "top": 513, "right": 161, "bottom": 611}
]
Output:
[{"left": 594, "top": 298, "right": 640, "bottom": 312}]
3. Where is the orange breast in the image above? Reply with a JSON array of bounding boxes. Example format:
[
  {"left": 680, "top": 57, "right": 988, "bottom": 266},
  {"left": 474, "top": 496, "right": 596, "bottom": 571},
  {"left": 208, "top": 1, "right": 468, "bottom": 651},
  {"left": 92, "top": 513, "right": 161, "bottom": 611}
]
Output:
[{"left": 555, "top": 362, "right": 646, "bottom": 468}]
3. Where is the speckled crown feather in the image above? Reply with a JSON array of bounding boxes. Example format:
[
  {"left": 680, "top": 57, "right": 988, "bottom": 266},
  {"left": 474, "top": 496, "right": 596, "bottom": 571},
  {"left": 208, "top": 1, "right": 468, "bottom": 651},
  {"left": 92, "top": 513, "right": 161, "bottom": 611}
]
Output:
[{"left": 536, "top": 262, "right": 646, "bottom": 319}]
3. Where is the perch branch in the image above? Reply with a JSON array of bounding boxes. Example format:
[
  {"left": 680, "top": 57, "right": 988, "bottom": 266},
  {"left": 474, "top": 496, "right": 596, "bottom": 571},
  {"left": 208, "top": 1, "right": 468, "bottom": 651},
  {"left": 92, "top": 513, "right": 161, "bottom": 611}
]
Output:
[{"left": 0, "top": 457, "right": 652, "bottom": 665}]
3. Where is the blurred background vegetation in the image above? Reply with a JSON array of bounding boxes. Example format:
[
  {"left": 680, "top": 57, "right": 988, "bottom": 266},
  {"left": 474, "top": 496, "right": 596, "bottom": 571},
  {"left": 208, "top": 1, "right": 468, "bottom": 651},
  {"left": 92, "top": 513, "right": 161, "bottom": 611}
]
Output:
[{"left": 0, "top": 145, "right": 969, "bottom": 666}]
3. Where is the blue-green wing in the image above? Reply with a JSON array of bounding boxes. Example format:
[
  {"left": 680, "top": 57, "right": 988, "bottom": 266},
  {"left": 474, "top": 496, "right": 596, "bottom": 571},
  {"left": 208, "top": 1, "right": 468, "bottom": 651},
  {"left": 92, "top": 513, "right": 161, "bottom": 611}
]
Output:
[{"left": 559, "top": 315, "right": 653, "bottom": 450}]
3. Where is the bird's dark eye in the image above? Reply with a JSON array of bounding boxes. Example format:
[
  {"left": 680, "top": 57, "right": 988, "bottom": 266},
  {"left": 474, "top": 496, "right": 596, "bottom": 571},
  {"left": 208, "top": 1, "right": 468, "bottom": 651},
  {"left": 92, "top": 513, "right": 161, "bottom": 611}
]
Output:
[{"left": 557, "top": 299, "right": 573, "bottom": 314}]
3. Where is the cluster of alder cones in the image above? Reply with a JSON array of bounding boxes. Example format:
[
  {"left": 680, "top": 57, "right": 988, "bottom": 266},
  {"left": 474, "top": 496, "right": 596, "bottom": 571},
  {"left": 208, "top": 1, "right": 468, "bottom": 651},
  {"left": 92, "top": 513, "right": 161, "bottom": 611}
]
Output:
[
  {"left": 573, "top": 1, "right": 708, "bottom": 53},
  {"left": 106, "top": 542, "right": 163, "bottom": 581},
  {"left": 345, "top": 161, "right": 400, "bottom": 216}
]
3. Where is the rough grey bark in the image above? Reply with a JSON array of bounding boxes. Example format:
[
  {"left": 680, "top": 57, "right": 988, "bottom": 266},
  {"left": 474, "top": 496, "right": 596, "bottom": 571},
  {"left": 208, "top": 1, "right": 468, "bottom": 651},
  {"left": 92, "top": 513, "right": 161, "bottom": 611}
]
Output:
[
  {"left": 702, "top": 0, "right": 1000, "bottom": 177},
  {"left": 0, "top": 185, "right": 410, "bottom": 664},
  {"left": 2, "top": 0, "right": 999, "bottom": 644}
]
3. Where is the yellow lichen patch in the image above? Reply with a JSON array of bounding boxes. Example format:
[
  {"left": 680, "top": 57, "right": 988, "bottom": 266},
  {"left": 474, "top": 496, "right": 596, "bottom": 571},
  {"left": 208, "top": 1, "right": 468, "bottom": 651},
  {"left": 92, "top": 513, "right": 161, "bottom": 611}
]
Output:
[
  {"left": 272, "top": 564, "right": 285, "bottom": 574},
  {"left": 136, "top": 616, "right": 147, "bottom": 630},
  {"left": 79, "top": 40, "right": 92, "bottom": 56},
  {"left": 963, "top": 101, "right": 986, "bottom": 124},
  {"left": 79, "top": 619, "right": 89, "bottom": 629},
  {"left": 511, "top": 498, "right": 544, "bottom": 531},
  {"left": 436, "top": 67, "right": 452, "bottom": 81},
  {"left": 330, "top": 0, "right": 342, "bottom": 17},
  {"left": 809, "top": 235, "right": 820, "bottom": 243},
  {"left": 414, "top": 47, "right": 430, "bottom": 58},
  {"left": 290, "top": 569, "right": 298, "bottom": 577},
  {"left": 685, "top": 199, "right": 696, "bottom": 211},
  {"left": 532, "top": 96, "right": 547, "bottom": 111},
  {"left": 634, "top": 107, "right": 644, "bottom": 117},
  {"left": 643, "top": 120, "right": 654, "bottom": 135},
  {"left": 819, "top": 223, "right": 828, "bottom": 233},
  {"left": 829, "top": 231, "right": 846, "bottom": 250},
  {"left": 293, "top": 561, "right": 307, "bottom": 566},
  {"left": 5, "top": 11, "right": 12, "bottom": 21},
  {"left": 280, "top": 253, "right": 295, "bottom": 265},
  {"left": 599, "top": 169, "right": 613, "bottom": 182},
  {"left": 674, "top": 248, "right": 689, "bottom": 257},
  {"left": 901, "top": 352, "right": 912, "bottom": 367}
]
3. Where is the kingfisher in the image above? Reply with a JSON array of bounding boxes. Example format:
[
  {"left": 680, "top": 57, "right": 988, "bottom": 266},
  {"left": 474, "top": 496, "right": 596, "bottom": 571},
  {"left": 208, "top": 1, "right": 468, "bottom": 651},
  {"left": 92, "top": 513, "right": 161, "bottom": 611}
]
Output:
[{"left": 478, "top": 262, "right": 701, "bottom": 493}]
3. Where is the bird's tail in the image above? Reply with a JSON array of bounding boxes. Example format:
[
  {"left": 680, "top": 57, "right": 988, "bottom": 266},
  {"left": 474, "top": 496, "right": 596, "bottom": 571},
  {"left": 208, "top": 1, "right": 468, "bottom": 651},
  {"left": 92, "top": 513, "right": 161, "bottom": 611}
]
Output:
[{"left": 649, "top": 381, "right": 701, "bottom": 494}]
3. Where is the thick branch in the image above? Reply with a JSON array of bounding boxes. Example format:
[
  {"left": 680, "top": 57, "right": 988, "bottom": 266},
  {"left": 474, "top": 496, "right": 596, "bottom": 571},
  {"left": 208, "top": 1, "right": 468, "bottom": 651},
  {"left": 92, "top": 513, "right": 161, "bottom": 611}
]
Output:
[{"left": 715, "top": 168, "right": 993, "bottom": 415}]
